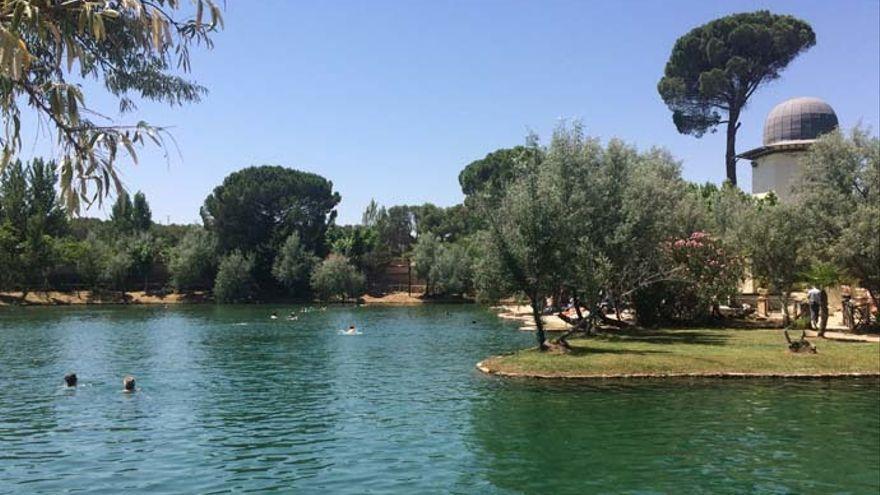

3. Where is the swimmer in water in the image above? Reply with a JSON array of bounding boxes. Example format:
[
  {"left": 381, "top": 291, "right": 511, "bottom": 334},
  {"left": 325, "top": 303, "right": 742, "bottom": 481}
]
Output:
[
  {"left": 123, "top": 375, "right": 136, "bottom": 393},
  {"left": 270, "top": 311, "right": 278, "bottom": 320},
  {"left": 343, "top": 325, "right": 357, "bottom": 335},
  {"left": 287, "top": 312, "right": 298, "bottom": 321},
  {"left": 64, "top": 372, "right": 77, "bottom": 387}
]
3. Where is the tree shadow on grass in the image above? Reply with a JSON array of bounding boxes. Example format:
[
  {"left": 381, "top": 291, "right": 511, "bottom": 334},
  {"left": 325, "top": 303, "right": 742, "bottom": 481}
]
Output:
[
  {"left": 566, "top": 346, "right": 669, "bottom": 357},
  {"left": 598, "top": 329, "right": 731, "bottom": 346}
]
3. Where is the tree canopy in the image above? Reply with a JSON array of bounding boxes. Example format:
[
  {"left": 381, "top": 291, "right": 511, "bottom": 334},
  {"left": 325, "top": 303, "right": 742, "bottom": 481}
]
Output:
[
  {"left": 458, "top": 146, "right": 537, "bottom": 207},
  {"left": 0, "top": 158, "right": 66, "bottom": 292},
  {"left": 795, "top": 127, "right": 880, "bottom": 308},
  {"left": 201, "top": 165, "right": 340, "bottom": 291},
  {"left": 0, "top": 0, "right": 222, "bottom": 212},
  {"left": 201, "top": 166, "right": 340, "bottom": 255},
  {"left": 658, "top": 11, "right": 815, "bottom": 185},
  {"left": 110, "top": 190, "right": 151, "bottom": 233}
]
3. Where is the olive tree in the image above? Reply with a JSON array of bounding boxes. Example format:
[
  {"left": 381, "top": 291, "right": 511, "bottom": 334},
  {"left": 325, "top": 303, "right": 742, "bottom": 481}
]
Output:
[
  {"left": 310, "top": 254, "right": 365, "bottom": 302},
  {"left": 739, "top": 202, "right": 810, "bottom": 326},
  {"left": 412, "top": 234, "right": 471, "bottom": 297},
  {"left": 272, "top": 232, "right": 319, "bottom": 296},
  {"left": 658, "top": 11, "right": 815, "bottom": 185},
  {"left": 169, "top": 227, "right": 217, "bottom": 291},
  {"left": 476, "top": 136, "right": 567, "bottom": 350},
  {"left": 214, "top": 251, "right": 256, "bottom": 303},
  {"left": 102, "top": 241, "right": 133, "bottom": 296},
  {"left": 795, "top": 127, "right": 880, "bottom": 309},
  {"left": 475, "top": 124, "right": 709, "bottom": 345}
]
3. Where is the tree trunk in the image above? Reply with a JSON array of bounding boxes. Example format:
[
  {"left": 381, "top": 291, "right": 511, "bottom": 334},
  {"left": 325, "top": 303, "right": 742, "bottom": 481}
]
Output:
[
  {"left": 818, "top": 289, "right": 829, "bottom": 336},
  {"left": 530, "top": 295, "right": 548, "bottom": 351},
  {"left": 781, "top": 292, "right": 790, "bottom": 328},
  {"left": 725, "top": 113, "right": 740, "bottom": 186}
]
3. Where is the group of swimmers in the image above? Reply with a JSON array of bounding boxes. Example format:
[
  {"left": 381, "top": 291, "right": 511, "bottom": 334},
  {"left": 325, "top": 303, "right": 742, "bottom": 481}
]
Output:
[
  {"left": 269, "top": 310, "right": 357, "bottom": 334},
  {"left": 269, "top": 309, "right": 328, "bottom": 321},
  {"left": 63, "top": 372, "right": 137, "bottom": 392},
  {"left": 269, "top": 307, "right": 328, "bottom": 320}
]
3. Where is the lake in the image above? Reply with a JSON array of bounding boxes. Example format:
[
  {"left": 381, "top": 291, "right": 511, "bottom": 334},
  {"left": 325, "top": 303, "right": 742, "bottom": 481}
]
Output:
[{"left": 0, "top": 305, "right": 877, "bottom": 494}]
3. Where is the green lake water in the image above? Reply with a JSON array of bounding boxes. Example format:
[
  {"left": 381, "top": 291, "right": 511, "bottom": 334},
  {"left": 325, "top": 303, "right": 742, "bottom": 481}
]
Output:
[{"left": 0, "top": 305, "right": 878, "bottom": 494}]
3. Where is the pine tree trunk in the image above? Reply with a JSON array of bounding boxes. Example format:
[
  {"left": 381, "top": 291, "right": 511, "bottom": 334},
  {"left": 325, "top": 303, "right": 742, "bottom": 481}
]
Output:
[{"left": 725, "top": 114, "right": 740, "bottom": 186}]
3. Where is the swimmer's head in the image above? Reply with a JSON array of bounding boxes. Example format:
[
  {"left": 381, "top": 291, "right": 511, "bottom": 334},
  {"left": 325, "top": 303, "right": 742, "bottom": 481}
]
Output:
[
  {"left": 123, "top": 375, "right": 136, "bottom": 392},
  {"left": 64, "top": 372, "right": 77, "bottom": 387}
]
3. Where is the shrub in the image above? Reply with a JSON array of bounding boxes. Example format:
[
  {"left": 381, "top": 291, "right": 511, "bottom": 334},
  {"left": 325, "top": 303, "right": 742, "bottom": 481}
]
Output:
[
  {"left": 272, "top": 232, "right": 318, "bottom": 295},
  {"left": 214, "top": 251, "right": 256, "bottom": 303},
  {"left": 169, "top": 228, "right": 218, "bottom": 291},
  {"left": 310, "top": 254, "right": 365, "bottom": 302},
  {"left": 636, "top": 232, "right": 742, "bottom": 325}
]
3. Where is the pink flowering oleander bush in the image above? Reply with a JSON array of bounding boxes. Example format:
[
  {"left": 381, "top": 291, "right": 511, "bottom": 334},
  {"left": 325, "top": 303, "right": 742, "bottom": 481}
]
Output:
[
  {"left": 634, "top": 232, "right": 743, "bottom": 325},
  {"left": 666, "top": 231, "right": 742, "bottom": 302}
]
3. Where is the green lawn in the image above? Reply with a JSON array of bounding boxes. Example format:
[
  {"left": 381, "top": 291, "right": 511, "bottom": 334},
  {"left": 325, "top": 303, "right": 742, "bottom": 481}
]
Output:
[{"left": 481, "top": 328, "right": 880, "bottom": 378}]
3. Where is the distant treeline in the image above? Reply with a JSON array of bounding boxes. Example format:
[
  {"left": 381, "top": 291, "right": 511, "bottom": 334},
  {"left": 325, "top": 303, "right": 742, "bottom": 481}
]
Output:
[{"left": 0, "top": 126, "right": 876, "bottom": 325}]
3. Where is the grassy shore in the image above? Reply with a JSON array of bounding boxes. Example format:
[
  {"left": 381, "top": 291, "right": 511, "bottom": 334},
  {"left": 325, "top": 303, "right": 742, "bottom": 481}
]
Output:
[{"left": 479, "top": 328, "right": 880, "bottom": 379}]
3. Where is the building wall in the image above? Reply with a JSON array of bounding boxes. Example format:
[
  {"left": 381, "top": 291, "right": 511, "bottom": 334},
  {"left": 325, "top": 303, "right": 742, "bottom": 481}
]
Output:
[{"left": 751, "top": 151, "right": 807, "bottom": 203}]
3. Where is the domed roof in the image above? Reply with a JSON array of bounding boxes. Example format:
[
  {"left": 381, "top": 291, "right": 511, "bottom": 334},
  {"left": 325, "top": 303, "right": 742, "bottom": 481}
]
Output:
[{"left": 762, "top": 97, "right": 838, "bottom": 145}]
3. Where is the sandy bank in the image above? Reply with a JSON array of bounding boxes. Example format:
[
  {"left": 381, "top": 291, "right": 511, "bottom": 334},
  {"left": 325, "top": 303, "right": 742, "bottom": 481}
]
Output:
[
  {"left": 0, "top": 290, "right": 209, "bottom": 306},
  {"left": 493, "top": 304, "right": 573, "bottom": 331},
  {"left": 360, "top": 292, "right": 472, "bottom": 305}
]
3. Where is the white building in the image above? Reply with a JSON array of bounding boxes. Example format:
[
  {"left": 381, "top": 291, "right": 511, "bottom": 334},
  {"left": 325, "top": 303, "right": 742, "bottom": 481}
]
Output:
[{"left": 739, "top": 97, "right": 838, "bottom": 202}]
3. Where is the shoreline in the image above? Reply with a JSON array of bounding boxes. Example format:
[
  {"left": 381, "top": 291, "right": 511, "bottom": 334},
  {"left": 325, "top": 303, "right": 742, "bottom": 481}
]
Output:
[
  {"left": 0, "top": 290, "right": 469, "bottom": 307},
  {"left": 476, "top": 327, "right": 880, "bottom": 380},
  {"left": 476, "top": 358, "right": 880, "bottom": 380},
  {"left": 0, "top": 290, "right": 210, "bottom": 306}
]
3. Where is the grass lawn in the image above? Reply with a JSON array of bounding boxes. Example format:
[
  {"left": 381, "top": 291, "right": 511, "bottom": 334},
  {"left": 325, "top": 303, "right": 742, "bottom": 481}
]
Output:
[{"left": 480, "top": 328, "right": 880, "bottom": 378}]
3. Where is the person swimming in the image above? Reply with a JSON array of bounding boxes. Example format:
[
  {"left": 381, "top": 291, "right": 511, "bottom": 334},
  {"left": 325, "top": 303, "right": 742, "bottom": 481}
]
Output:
[
  {"left": 123, "top": 375, "right": 136, "bottom": 392},
  {"left": 270, "top": 311, "right": 278, "bottom": 320},
  {"left": 64, "top": 372, "right": 77, "bottom": 387},
  {"left": 287, "top": 312, "right": 298, "bottom": 321},
  {"left": 343, "top": 325, "right": 357, "bottom": 335}
]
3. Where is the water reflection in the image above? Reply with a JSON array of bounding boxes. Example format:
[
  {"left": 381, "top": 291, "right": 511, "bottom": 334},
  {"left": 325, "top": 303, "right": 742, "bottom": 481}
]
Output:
[
  {"left": 0, "top": 306, "right": 876, "bottom": 494},
  {"left": 469, "top": 379, "right": 880, "bottom": 494}
]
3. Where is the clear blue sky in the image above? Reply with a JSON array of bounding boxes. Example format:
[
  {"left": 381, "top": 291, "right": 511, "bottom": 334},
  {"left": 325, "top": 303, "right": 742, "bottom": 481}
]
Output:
[{"left": 22, "top": 0, "right": 880, "bottom": 225}]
